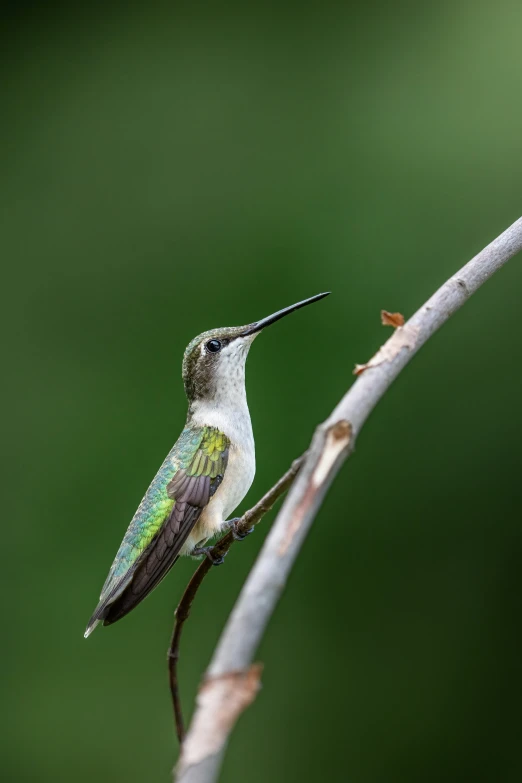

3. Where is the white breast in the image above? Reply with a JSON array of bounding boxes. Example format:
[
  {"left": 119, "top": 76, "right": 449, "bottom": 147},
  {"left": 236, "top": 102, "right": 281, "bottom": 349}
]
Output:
[{"left": 180, "top": 392, "right": 256, "bottom": 554}]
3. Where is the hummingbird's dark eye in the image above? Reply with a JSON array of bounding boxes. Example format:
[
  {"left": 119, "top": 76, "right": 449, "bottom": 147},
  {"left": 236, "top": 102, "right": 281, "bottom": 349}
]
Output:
[{"left": 205, "top": 339, "right": 222, "bottom": 354}]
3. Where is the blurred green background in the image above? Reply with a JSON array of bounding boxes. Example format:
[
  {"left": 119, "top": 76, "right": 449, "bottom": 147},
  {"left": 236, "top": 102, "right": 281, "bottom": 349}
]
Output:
[{"left": 3, "top": 2, "right": 522, "bottom": 781}]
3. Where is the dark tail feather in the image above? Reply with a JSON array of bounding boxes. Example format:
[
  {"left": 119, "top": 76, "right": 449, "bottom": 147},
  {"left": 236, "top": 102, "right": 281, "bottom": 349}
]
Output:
[
  {"left": 84, "top": 571, "right": 136, "bottom": 637},
  {"left": 102, "top": 555, "right": 180, "bottom": 626},
  {"left": 103, "top": 504, "right": 199, "bottom": 626},
  {"left": 84, "top": 503, "right": 199, "bottom": 637},
  {"left": 84, "top": 605, "right": 109, "bottom": 638}
]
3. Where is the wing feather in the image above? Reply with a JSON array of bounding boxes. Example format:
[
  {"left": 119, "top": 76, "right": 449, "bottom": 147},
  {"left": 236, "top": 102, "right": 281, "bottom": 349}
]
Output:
[{"left": 85, "top": 426, "right": 230, "bottom": 633}]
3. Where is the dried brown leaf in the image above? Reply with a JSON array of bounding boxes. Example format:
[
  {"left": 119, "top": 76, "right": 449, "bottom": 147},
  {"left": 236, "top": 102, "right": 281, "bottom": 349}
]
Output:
[{"left": 381, "top": 310, "right": 405, "bottom": 328}]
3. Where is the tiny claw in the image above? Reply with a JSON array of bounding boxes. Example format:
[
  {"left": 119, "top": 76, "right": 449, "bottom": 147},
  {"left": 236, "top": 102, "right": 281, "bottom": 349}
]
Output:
[
  {"left": 225, "top": 517, "right": 255, "bottom": 541},
  {"left": 192, "top": 546, "right": 226, "bottom": 566}
]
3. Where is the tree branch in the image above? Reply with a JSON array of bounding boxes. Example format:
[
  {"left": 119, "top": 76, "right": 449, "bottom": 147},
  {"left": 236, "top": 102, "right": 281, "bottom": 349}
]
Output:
[
  {"left": 174, "top": 217, "right": 522, "bottom": 783},
  {"left": 168, "top": 455, "right": 305, "bottom": 744}
]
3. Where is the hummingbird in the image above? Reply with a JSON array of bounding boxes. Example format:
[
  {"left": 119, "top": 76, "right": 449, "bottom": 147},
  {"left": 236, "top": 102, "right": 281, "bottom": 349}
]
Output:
[{"left": 84, "top": 292, "right": 330, "bottom": 637}]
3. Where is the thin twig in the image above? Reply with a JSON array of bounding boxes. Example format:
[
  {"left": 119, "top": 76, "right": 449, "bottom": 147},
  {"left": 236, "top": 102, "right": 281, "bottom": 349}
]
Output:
[
  {"left": 167, "top": 454, "right": 305, "bottom": 744},
  {"left": 168, "top": 559, "right": 212, "bottom": 744},
  {"left": 174, "top": 216, "right": 522, "bottom": 783}
]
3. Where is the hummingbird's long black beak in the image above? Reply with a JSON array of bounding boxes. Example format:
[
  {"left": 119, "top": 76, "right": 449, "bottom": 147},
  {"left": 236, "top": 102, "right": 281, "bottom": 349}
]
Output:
[{"left": 240, "top": 292, "right": 331, "bottom": 337}]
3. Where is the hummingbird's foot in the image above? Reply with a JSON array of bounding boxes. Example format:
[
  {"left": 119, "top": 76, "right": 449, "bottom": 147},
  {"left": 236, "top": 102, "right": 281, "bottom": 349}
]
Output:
[
  {"left": 225, "top": 517, "right": 255, "bottom": 541},
  {"left": 192, "top": 546, "right": 227, "bottom": 566}
]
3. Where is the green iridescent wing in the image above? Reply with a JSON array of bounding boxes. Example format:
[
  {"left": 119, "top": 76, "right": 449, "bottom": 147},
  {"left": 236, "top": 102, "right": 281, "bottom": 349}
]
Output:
[{"left": 85, "top": 426, "right": 229, "bottom": 634}]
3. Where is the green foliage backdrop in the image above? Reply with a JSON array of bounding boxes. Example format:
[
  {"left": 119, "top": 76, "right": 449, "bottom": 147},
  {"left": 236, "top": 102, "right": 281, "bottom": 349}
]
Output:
[{"left": 3, "top": 3, "right": 522, "bottom": 781}]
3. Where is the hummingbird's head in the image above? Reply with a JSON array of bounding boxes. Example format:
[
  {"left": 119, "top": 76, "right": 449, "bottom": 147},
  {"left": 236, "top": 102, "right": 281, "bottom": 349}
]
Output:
[{"left": 182, "top": 292, "right": 330, "bottom": 404}]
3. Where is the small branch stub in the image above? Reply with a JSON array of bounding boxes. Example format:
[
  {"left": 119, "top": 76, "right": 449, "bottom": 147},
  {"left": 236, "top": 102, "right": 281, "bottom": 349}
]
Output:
[{"left": 353, "top": 322, "right": 419, "bottom": 376}]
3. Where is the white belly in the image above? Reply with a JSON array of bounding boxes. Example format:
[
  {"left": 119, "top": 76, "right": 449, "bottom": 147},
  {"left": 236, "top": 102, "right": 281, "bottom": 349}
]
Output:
[{"left": 182, "top": 383, "right": 256, "bottom": 555}]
